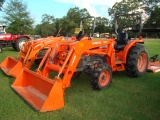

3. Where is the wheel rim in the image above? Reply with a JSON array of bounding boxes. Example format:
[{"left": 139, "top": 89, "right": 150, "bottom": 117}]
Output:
[
  {"left": 19, "top": 41, "right": 26, "bottom": 49},
  {"left": 137, "top": 53, "right": 147, "bottom": 72},
  {"left": 98, "top": 70, "right": 110, "bottom": 87}
]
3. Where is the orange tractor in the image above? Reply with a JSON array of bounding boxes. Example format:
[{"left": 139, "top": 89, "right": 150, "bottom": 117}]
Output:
[
  {"left": 0, "top": 36, "right": 64, "bottom": 77},
  {"left": 10, "top": 15, "right": 149, "bottom": 112}
]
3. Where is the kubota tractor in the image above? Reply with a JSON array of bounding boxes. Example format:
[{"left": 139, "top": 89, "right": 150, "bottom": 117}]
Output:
[
  {"left": 11, "top": 14, "right": 149, "bottom": 112},
  {"left": 0, "top": 24, "right": 41, "bottom": 52}
]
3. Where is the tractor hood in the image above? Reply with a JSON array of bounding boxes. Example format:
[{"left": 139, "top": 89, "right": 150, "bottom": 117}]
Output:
[{"left": 0, "top": 33, "right": 12, "bottom": 40}]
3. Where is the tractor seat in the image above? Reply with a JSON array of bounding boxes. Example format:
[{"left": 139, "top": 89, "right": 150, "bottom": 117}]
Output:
[
  {"left": 76, "top": 31, "right": 83, "bottom": 41},
  {"left": 114, "top": 33, "right": 129, "bottom": 51}
]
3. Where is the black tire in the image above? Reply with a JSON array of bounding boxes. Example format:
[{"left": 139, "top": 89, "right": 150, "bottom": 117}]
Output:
[
  {"left": 15, "top": 37, "right": 29, "bottom": 51},
  {"left": 125, "top": 44, "right": 149, "bottom": 77},
  {"left": 91, "top": 64, "right": 112, "bottom": 90}
]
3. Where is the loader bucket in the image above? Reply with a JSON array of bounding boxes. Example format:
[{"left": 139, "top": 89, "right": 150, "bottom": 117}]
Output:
[
  {"left": 11, "top": 68, "right": 64, "bottom": 112},
  {"left": 0, "top": 56, "right": 23, "bottom": 77}
]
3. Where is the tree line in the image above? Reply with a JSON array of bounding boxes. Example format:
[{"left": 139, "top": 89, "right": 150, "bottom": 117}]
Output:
[
  {"left": 109, "top": 0, "right": 160, "bottom": 38},
  {"left": 0, "top": 0, "right": 160, "bottom": 38},
  {"left": 0, "top": 0, "right": 109, "bottom": 37}
]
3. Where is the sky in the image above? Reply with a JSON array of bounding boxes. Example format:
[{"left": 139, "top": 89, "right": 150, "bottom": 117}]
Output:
[{"left": 3, "top": 0, "right": 122, "bottom": 25}]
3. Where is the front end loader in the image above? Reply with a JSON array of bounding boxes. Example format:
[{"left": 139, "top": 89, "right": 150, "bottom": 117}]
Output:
[
  {"left": 11, "top": 15, "right": 149, "bottom": 112},
  {"left": 0, "top": 36, "right": 64, "bottom": 77},
  {"left": 11, "top": 37, "right": 115, "bottom": 112}
]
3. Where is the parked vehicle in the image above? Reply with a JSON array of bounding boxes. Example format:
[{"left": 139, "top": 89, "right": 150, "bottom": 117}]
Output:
[{"left": 0, "top": 24, "right": 41, "bottom": 52}]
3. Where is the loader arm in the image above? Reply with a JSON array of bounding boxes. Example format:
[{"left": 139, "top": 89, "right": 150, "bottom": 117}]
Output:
[
  {"left": 62, "top": 39, "right": 115, "bottom": 88},
  {"left": 0, "top": 36, "right": 64, "bottom": 77},
  {"left": 21, "top": 36, "right": 63, "bottom": 69},
  {"left": 41, "top": 39, "right": 115, "bottom": 89}
]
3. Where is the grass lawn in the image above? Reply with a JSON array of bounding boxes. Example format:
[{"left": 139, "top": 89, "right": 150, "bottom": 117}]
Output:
[{"left": 0, "top": 39, "right": 160, "bottom": 120}]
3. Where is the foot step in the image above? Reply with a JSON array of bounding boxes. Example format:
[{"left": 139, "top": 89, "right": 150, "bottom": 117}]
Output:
[{"left": 116, "top": 60, "right": 122, "bottom": 64}]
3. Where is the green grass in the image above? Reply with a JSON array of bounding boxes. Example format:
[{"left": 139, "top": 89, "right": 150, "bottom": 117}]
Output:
[{"left": 0, "top": 39, "right": 160, "bottom": 120}]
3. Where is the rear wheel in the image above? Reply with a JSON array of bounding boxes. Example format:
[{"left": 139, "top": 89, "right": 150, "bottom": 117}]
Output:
[
  {"left": 91, "top": 64, "right": 112, "bottom": 90},
  {"left": 15, "top": 37, "right": 29, "bottom": 51},
  {"left": 125, "top": 44, "right": 149, "bottom": 77}
]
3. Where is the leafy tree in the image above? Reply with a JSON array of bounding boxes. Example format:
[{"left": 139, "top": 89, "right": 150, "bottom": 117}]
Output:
[
  {"left": 35, "top": 7, "right": 90, "bottom": 37},
  {"left": 64, "top": 7, "right": 90, "bottom": 36},
  {"left": 41, "top": 14, "right": 56, "bottom": 37},
  {"left": 2, "top": 0, "right": 34, "bottom": 34},
  {"left": 67, "top": 7, "right": 81, "bottom": 24},
  {"left": 54, "top": 18, "right": 61, "bottom": 36},
  {"left": 143, "top": 0, "right": 160, "bottom": 9},
  {"left": 34, "top": 14, "right": 57, "bottom": 37},
  {"left": 41, "top": 14, "right": 55, "bottom": 24},
  {"left": 144, "top": 6, "right": 160, "bottom": 28},
  {"left": 143, "top": 6, "right": 160, "bottom": 38},
  {"left": 108, "top": 1, "right": 141, "bottom": 35},
  {"left": 109, "top": 0, "right": 160, "bottom": 18},
  {"left": 108, "top": 0, "right": 160, "bottom": 37},
  {"left": 57, "top": 16, "right": 76, "bottom": 36},
  {"left": 0, "top": 0, "right": 5, "bottom": 11},
  {"left": 108, "top": 0, "right": 139, "bottom": 18},
  {"left": 34, "top": 24, "right": 42, "bottom": 36},
  {"left": 67, "top": 7, "right": 90, "bottom": 25},
  {"left": 35, "top": 7, "right": 109, "bottom": 37},
  {"left": 61, "top": 7, "right": 110, "bottom": 36},
  {"left": 94, "top": 17, "right": 110, "bottom": 34},
  {"left": 0, "top": 0, "right": 5, "bottom": 2}
]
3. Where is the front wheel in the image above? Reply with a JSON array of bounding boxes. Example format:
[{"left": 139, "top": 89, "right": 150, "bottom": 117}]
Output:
[
  {"left": 91, "top": 64, "right": 112, "bottom": 90},
  {"left": 15, "top": 37, "right": 29, "bottom": 51},
  {"left": 125, "top": 44, "right": 149, "bottom": 77}
]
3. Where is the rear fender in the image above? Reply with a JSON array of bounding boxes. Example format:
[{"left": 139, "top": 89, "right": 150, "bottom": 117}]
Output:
[
  {"left": 123, "top": 39, "right": 144, "bottom": 62},
  {"left": 13, "top": 35, "right": 30, "bottom": 42}
]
